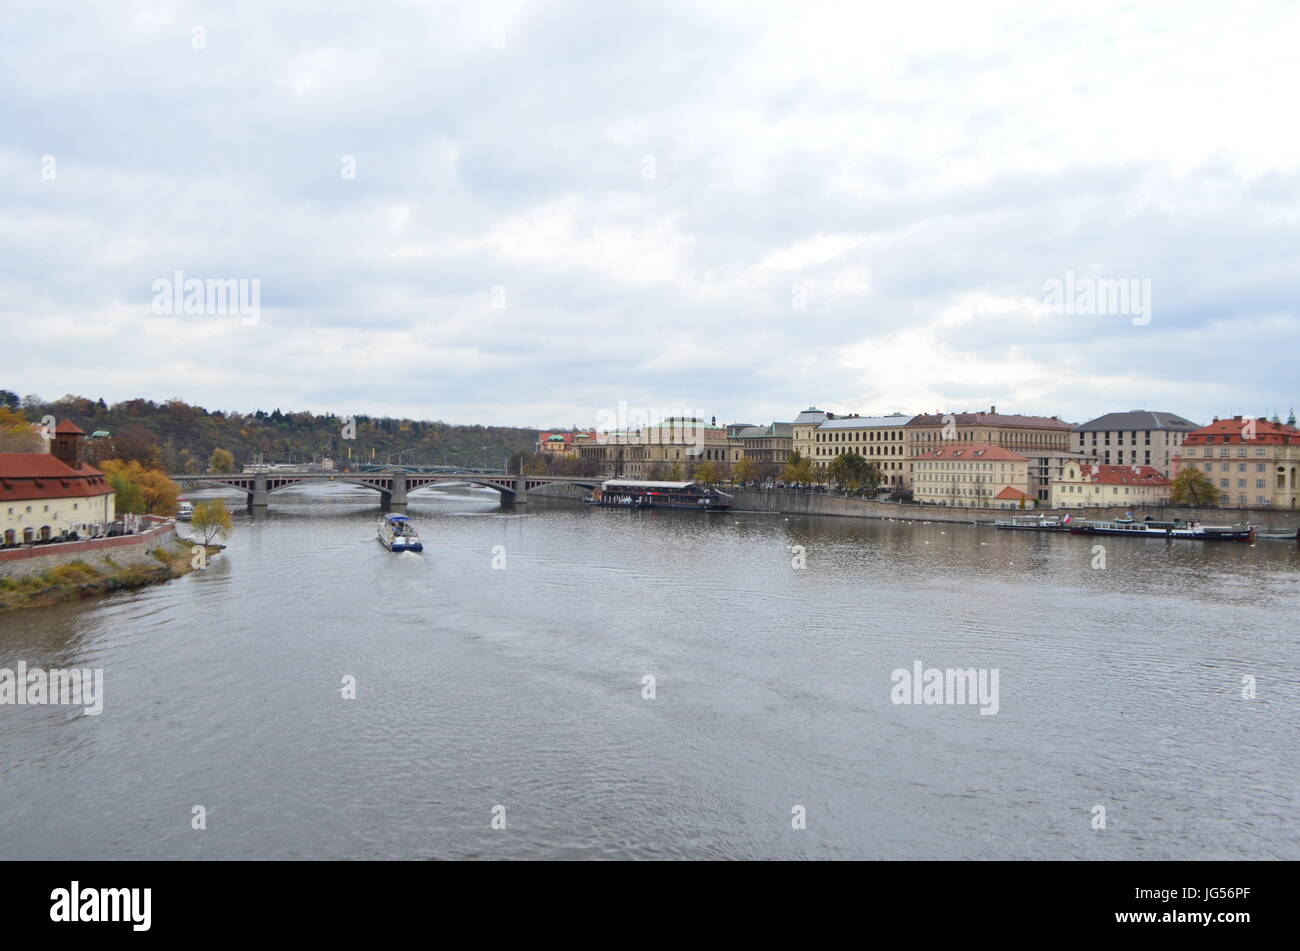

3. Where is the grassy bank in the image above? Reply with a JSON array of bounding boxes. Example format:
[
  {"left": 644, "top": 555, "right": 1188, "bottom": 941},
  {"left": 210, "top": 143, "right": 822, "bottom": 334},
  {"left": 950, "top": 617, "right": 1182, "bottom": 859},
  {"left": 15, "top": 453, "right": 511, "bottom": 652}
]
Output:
[{"left": 0, "top": 538, "right": 220, "bottom": 613}]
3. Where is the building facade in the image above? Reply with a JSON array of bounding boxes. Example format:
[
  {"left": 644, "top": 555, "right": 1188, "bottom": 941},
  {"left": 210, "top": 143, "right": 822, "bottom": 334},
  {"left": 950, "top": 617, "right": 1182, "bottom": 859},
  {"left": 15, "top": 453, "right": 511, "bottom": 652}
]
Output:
[
  {"left": 911, "top": 445, "right": 1031, "bottom": 508},
  {"left": 791, "top": 407, "right": 831, "bottom": 462},
  {"left": 576, "top": 417, "right": 741, "bottom": 479},
  {"left": 809, "top": 414, "right": 912, "bottom": 486},
  {"left": 906, "top": 408, "right": 1073, "bottom": 488},
  {"left": 1172, "top": 416, "right": 1300, "bottom": 508},
  {"left": 730, "top": 422, "right": 794, "bottom": 466},
  {"left": 1049, "top": 463, "right": 1171, "bottom": 508},
  {"left": 1071, "top": 410, "right": 1200, "bottom": 474},
  {"left": 1, "top": 421, "right": 115, "bottom": 546},
  {"left": 536, "top": 430, "right": 595, "bottom": 457}
]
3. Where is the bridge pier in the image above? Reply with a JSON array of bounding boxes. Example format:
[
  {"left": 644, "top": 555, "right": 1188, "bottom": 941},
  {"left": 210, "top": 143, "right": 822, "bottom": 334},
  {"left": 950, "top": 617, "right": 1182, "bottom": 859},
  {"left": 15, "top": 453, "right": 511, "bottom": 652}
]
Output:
[
  {"left": 512, "top": 473, "right": 528, "bottom": 505},
  {"left": 381, "top": 473, "right": 408, "bottom": 513},
  {"left": 249, "top": 473, "right": 269, "bottom": 511}
]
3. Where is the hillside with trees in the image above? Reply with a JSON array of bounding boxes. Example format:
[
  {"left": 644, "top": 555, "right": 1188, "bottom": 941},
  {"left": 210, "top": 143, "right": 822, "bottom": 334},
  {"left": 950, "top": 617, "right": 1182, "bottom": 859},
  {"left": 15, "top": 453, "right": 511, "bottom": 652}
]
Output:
[{"left": 0, "top": 390, "right": 539, "bottom": 473}]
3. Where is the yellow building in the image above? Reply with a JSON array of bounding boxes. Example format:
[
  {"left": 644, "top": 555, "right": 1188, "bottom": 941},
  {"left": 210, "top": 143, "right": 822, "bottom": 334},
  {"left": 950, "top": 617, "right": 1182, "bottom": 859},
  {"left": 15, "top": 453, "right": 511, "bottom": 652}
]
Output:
[
  {"left": 1, "top": 421, "right": 116, "bottom": 546},
  {"left": 906, "top": 408, "right": 1073, "bottom": 488},
  {"left": 912, "top": 445, "right": 1031, "bottom": 508},
  {"left": 791, "top": 407, "right": 831, "bottom": 461},
  {"left": 577, "top": 417, "right": 741, "bottom": 479},
  {"left": 1173, "top": 416, "right": 1300, "bottom": 509},
  {"left": 809, "top": 414, "right": 912, "bottom": 487},
  {"left": 1049, "top": 463, "right": 1171, "bottom": 508}
]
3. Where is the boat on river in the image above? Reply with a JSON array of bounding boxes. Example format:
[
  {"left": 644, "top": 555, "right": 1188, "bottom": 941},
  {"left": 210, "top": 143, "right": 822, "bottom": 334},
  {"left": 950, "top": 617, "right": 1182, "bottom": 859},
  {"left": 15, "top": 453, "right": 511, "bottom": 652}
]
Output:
[
  {"left": 993, "top": 514, "right": 1069, "bottom": 532},
  {"left": 1256, "top": 527, "right": 1298, "bottom": 541},
  {"left": 177, "top": 500, "right": 194, "bottom": 521},
  {"left": 377, "top": 514, "right": 423, "bottom": 552},
  {"left": 586, "top": 480, "right": 732, "bottom": 511},
  {"left": 1068, "top": 517, "right": 1253, "bottom": 542}
]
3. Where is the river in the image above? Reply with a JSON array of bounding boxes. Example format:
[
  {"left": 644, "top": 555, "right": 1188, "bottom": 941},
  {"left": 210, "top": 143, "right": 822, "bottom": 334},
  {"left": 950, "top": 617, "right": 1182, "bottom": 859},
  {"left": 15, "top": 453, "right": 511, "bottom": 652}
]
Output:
[{"left": 1, "top": 483, "right": 1297, "bottom": 859}]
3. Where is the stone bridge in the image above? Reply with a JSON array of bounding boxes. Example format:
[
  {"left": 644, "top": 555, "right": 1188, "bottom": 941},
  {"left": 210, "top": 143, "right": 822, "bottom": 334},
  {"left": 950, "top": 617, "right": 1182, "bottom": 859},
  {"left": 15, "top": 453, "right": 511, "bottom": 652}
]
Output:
[{"left": 169, "top": 470, "right": 600, "bottom": 511}]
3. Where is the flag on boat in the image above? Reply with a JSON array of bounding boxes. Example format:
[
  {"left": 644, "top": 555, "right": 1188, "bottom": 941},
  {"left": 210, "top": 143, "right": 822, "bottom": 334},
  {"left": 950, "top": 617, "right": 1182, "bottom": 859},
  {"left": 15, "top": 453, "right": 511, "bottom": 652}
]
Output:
[{"left": 1062, "top": 514, "right": 1072, "bottom": 524}]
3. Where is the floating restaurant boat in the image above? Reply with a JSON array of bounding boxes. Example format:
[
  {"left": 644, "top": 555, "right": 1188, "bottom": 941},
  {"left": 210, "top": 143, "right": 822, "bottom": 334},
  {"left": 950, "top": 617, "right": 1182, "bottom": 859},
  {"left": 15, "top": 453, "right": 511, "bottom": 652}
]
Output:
[
  {"left": 586, "top": 480, "right": 732, "bottom": 511},
  {"left": 1068, "top": 517, "right": 1253, "bottom": 542},
  {"left": 993, "top": 514, "right": 1069, "bottom": 532},
  {"left": 377, "top": 514, "right": 423, "bottom": 552}
]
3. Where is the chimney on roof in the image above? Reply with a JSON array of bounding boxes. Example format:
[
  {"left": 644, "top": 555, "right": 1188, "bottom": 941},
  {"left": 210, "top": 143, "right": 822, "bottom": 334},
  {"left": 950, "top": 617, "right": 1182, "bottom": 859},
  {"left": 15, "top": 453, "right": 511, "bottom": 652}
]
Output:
[{"left": 990, "top": 405, "right": 996, "bottom": 414}]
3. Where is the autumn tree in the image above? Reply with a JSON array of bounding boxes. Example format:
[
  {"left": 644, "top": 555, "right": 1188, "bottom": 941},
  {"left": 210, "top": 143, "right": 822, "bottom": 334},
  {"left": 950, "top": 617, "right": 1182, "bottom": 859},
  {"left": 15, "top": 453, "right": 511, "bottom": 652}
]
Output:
[
  {"left": 692, "top": 461, "right": 720, "bottom": 484},
  {"left": 0, "top": 406, "right": 43, "bottom": 452},
  {"left": 208, "top": 448, "right": 236, "bottom": 473},
  {"left": 101, "top": 459, "right": 181, "bottom": 516},
  {"left": 733, "top": 456, "right": 760, "bottom": 484},
  {"left": 783, "top": 451, "right": 814, "bottom": 484},
  {"left": 1171, "top": 466, "right": 1219, "bottom": 506},
  {"left": 191, "top": 499, "right": 234, "bottom": 545}
]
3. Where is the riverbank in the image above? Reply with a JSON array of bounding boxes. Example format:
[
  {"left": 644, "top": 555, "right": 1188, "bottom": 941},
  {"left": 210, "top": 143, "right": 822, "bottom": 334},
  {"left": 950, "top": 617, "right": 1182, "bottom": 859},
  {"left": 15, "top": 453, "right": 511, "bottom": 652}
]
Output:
[
  {"left": 526, "top": 482, "right": 1300, "bottom": 529},
  {"left": 0, "top": 536, "right": 220, "bottom": 613}
]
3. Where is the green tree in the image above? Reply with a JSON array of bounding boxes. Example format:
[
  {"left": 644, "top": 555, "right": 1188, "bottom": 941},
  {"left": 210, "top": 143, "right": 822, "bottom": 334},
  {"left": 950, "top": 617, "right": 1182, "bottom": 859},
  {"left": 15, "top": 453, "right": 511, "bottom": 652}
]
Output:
[
  {"left": 208, "top": 448, "right": 236, "bottom": 472},
  {"left": 1171, "top": 466, "right": 1219, "bottom": 506},
  {"left": 783, "top": 451, "right": 814, "bottom": 484},
  {"left": 826, "top": 452, "right": 881, "bottom": 490},
  {"left": 191, "top": 499, "right": 234, "bottom": 545},
  {"left": 692, "top": 461, "right": 720, "bottom": 483}
]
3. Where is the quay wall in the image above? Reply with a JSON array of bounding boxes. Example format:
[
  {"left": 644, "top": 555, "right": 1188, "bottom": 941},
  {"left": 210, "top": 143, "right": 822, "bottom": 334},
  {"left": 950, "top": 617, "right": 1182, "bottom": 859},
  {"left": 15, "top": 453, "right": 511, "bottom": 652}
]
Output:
[
  {"left": 0, "top": 519, "right": 180, "bottom": 579},
  {"left": 527, "top": 483, "right": 1300, "bottom": 529}
]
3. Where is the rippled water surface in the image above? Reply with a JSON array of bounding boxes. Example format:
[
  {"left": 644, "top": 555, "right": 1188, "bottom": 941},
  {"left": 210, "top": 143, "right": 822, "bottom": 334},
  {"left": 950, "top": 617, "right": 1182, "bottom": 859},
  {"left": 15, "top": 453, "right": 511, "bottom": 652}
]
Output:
[{"left": 2, "top": 484, "right": 1297, "bottom": 859}]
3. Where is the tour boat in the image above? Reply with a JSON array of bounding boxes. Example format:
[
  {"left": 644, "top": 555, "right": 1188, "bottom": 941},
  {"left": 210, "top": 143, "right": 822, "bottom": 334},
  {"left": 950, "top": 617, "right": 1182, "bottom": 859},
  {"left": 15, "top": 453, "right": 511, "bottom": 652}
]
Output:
[
  {"left": 586, "top": 480, "right": 732, "bottom": 511},
  {"left": 993, "top": 514, "right": 1069, "bottom": 532},
  {"left": 377, "top": 514, "right": 423, "bottom": 552},
  {"left": 1068, "top": 517, "right": 1253, "bottom": 541},
  {"left": 177, "top": 500, "right": 194, "bottom": 521}
]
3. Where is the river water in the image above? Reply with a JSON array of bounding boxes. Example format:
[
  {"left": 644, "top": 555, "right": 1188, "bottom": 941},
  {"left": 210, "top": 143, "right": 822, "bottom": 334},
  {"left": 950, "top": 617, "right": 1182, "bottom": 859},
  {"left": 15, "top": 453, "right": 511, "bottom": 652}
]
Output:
[{"left": 1, "top": 483, "right": 1297, "bottom": 860}]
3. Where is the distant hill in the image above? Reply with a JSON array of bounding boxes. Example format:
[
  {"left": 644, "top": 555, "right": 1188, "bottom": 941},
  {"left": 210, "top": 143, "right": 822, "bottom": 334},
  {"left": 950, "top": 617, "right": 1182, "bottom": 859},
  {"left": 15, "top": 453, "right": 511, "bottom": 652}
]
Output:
[{"left": 1, "top": 390, "right": 538, "bottom": 472}]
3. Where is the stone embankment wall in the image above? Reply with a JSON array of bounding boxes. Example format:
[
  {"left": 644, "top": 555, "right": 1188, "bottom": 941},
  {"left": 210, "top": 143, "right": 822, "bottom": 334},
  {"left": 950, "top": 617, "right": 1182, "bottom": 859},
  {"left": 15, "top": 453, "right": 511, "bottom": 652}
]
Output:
[
  {"left": 0, "top": 519, "right": 180, "bottom": 579},
  {"left": 527, "top": 483, "right": 1299, "bottom": 529}
]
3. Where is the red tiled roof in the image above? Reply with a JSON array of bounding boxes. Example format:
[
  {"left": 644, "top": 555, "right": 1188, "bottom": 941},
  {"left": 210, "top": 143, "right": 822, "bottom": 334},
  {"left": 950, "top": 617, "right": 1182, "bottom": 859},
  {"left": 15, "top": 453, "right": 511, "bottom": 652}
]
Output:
[
  {"left": 1183, "top": 417, "right": 1300, "bottom": 445},
  {"left": 0, "top": 453, "right": 113, "bottom": 502},
  {"left": 1072, "top": 464, "right": 1169, "bottom": 486},
  {"left": 916, "top": 445, "right": 1030, "bottom": 461},
  {"left": 993, "top": 486, "right": 1031, "bottom": 500},
  {"left": 54, "top": 419, "right": 86, "bottom": 435}
]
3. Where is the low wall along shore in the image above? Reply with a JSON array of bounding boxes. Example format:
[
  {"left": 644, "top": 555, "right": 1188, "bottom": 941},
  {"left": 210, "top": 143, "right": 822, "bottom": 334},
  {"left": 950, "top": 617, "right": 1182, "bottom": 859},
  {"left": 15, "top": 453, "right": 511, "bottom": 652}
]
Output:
[
  {"left": 528, "top": 483, "right": 1300, "bottom": 530},
  {"left": 0, "top": 519, "right": 180, "bottom": 579}
]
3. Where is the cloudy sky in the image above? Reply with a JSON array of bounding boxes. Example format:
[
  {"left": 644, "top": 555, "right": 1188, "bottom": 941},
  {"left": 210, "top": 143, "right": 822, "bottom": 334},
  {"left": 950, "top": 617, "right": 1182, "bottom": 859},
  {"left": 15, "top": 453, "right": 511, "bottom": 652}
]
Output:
[{"left": 4, "top": 0, "right": 1298, "bottom": 428}]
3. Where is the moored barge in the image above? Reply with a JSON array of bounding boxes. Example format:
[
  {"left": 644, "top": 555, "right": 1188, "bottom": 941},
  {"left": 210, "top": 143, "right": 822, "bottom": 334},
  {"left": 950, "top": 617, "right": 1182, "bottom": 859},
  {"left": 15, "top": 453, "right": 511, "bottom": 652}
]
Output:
[
  {"left": 587, "top": 480, "right": 732, "bottom": 511},
  {"left": 1068, "top": 517, "right": 1253, "bottom": 541}
]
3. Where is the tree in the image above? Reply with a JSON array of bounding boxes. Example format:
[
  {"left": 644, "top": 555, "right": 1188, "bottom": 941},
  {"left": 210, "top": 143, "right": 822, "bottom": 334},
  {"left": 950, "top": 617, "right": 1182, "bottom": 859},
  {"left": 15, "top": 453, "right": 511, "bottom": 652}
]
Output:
[
  {"left": 100, "top": 459, "right": 180, "bottom": 516},
  {"left": 826, "top": 452, "right": 881, "bottom": 491},
  {"left": 0, "top": 406, "right": 43, "bottom": 452},
  {"left": 191, "top": 499, "right": 234, "bottom": 545},
  {"left": 783, "top": 451, "right": 814, "bottom": 484},
  {"left": 692, "top": 461, "right": 720, "bottom": 483},
  {"left": 733, "top": 456, "right": 760, "bottom": 484},
  {"left": 208, "top": 446, "right": 236, "bottom": 472},
  {"left": 1171, "top": 466, "right": 1219, "bottom": 506}
]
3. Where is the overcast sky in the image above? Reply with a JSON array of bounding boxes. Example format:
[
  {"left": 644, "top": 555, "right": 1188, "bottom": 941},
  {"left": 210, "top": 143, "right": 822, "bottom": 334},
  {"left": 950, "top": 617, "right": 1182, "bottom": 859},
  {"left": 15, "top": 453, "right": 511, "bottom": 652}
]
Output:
[{"left": 3, "top": 0, "right": 1298, "bottom": 428}]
